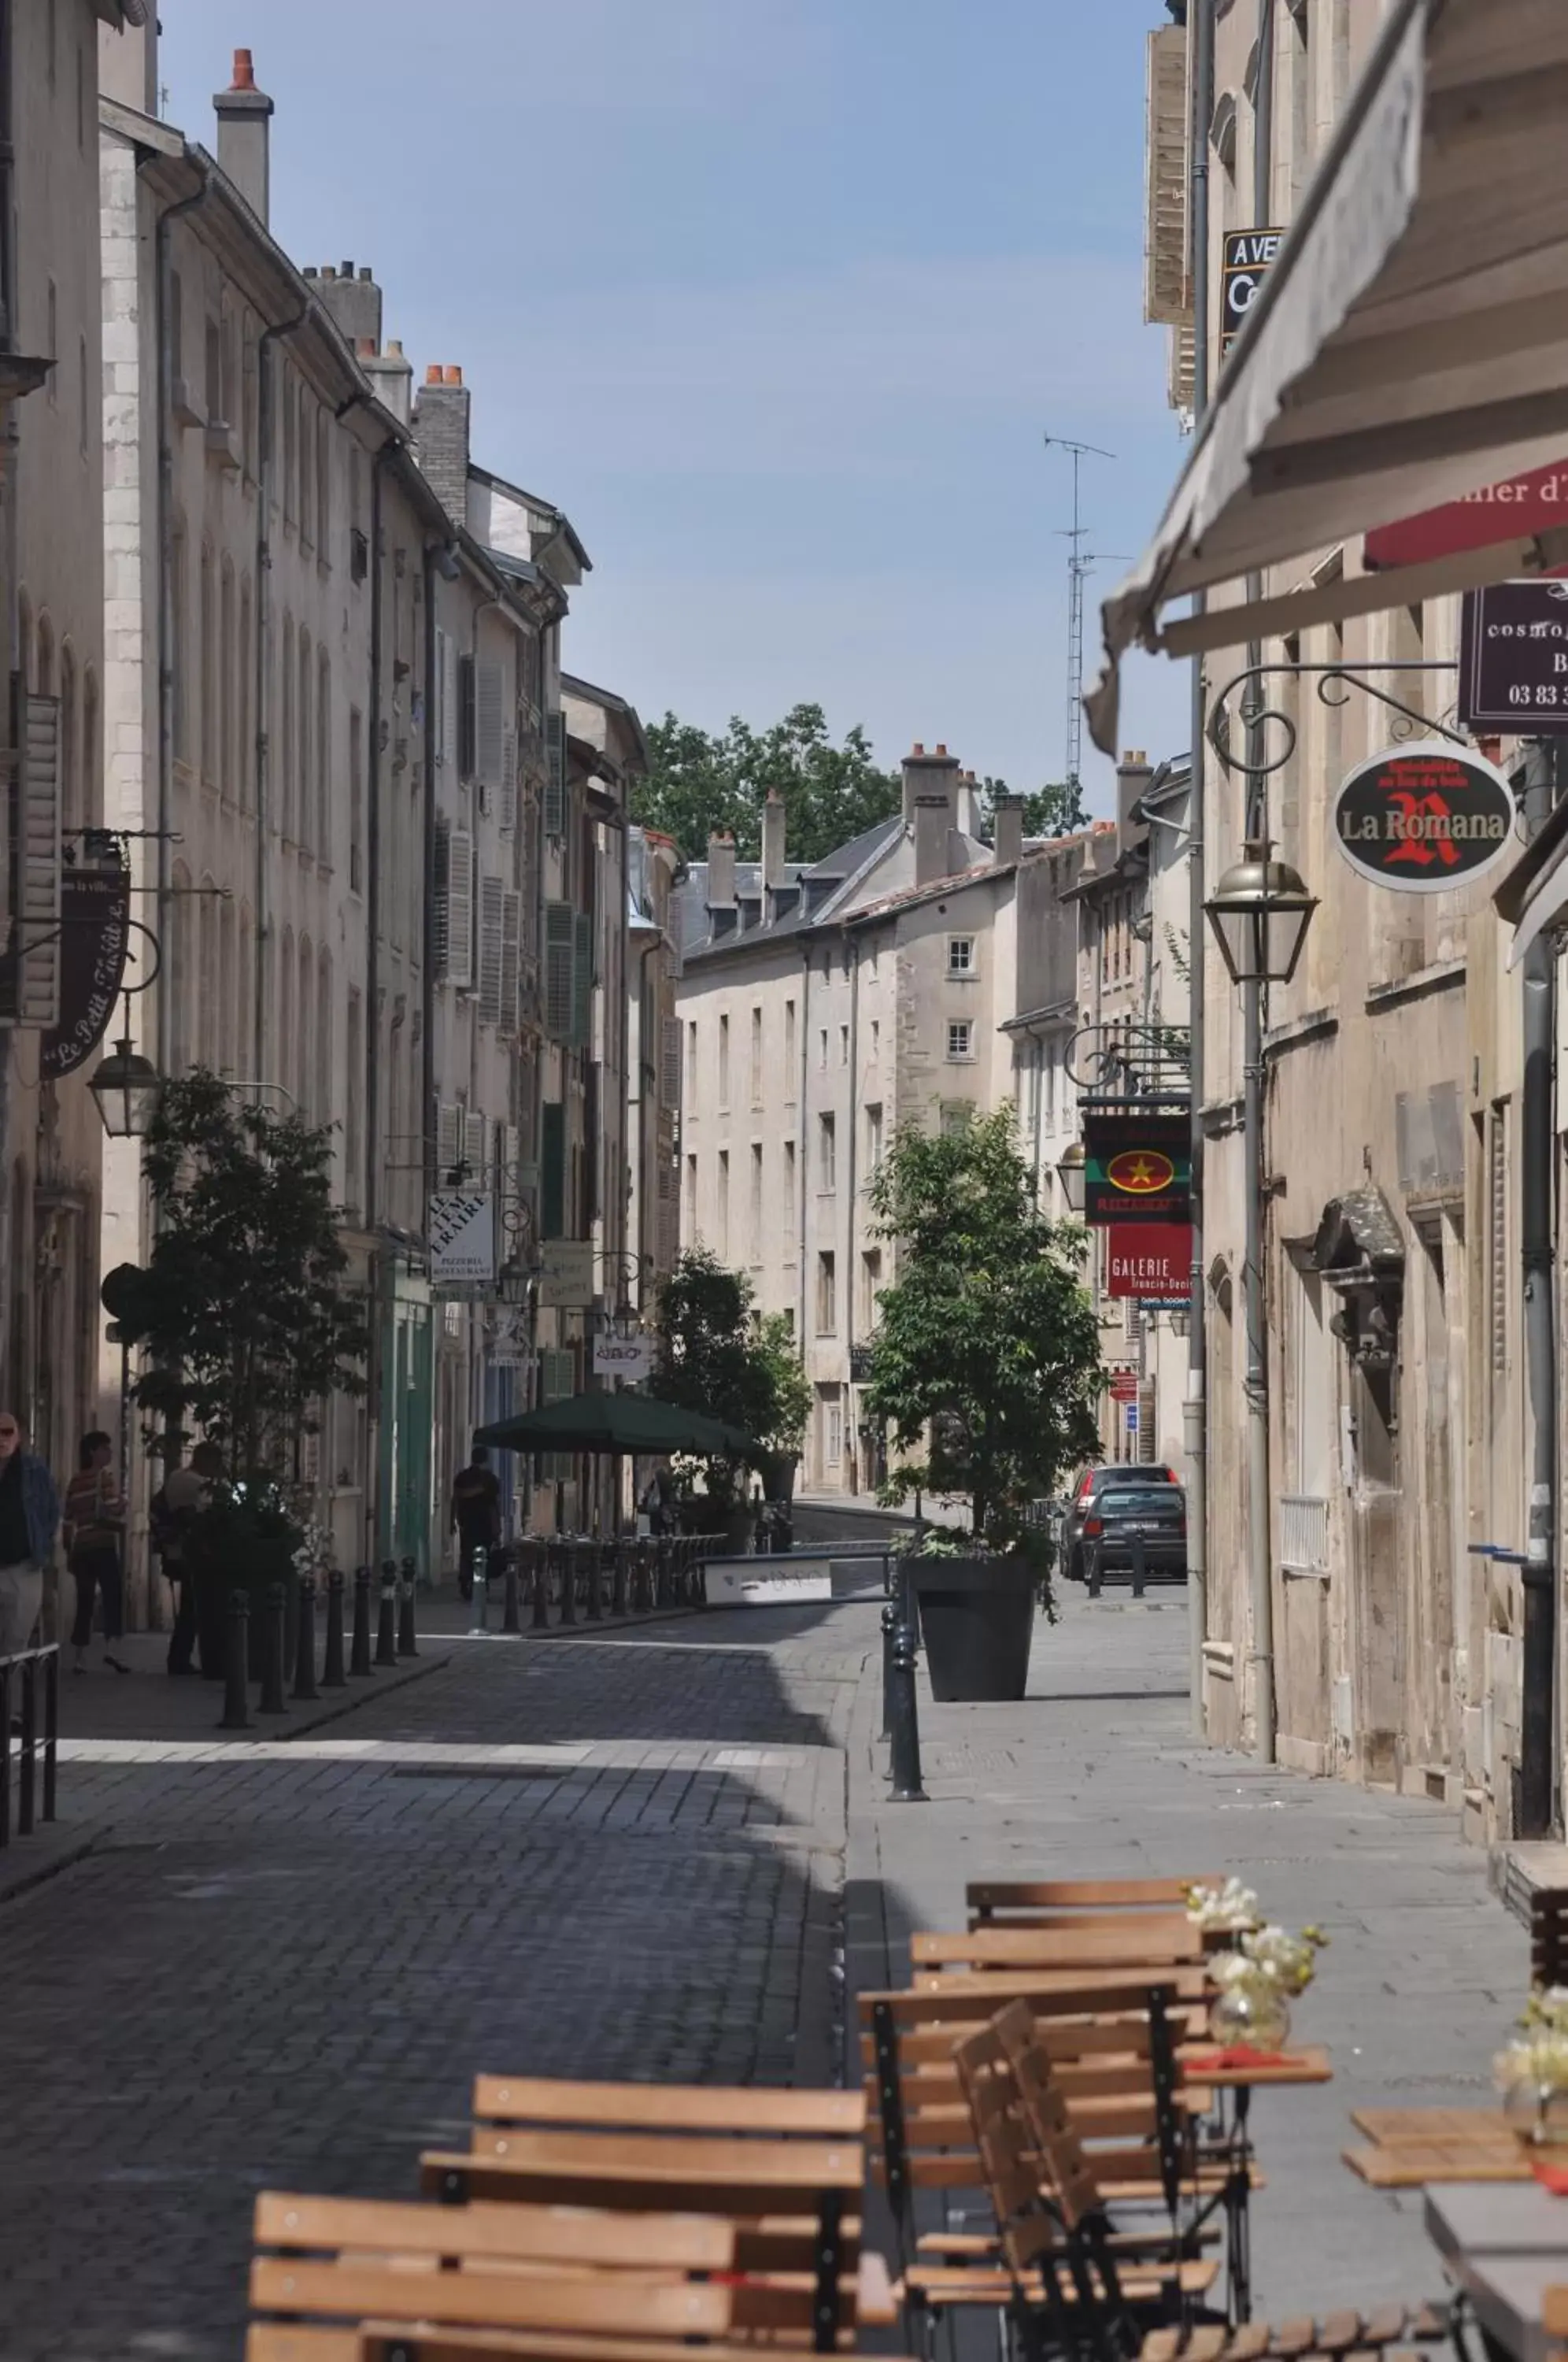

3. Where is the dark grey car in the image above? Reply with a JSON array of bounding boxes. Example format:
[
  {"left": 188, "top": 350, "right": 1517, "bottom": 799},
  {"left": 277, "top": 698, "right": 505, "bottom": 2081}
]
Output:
[
  {"left": 1060, "top": 1463, "right": 1182, "bottom": 1583},
  {"left": 1080, "top": 1480, "right": 1187, "bottom": 1582}
]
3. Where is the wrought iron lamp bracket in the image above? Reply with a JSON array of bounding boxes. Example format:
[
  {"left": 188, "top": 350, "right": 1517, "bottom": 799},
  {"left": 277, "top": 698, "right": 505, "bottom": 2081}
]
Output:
[{"left": 1206, "top": 660, "right": 1465, "bottom": 784}]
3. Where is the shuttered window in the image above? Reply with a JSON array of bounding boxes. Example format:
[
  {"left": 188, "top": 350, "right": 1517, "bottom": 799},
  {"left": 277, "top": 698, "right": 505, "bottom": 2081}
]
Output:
[
  {"left": 463, "top": 1109, "right": 487, "bottom": 1179},
  {"left": 500, "top": 727, "right": 517, "bottom": 835},
  {"left": 499, "top": 890, "right": 521, "bottom": 1038},
  {"left": 544, "top": 901, "right": 575, "bottom": 1042},
  {"left": 1490, "top": 1101, "right": 1509, "bottom": 1376},
  {"left": 572, "top": 911, "right": 594, "bottom": 1050},
  {"left": 435, "top": 1101, "right": 463, "bottom": 1182},
  {"left": 475, "top": 660, "right": 505, "bottom": 794},
  {"left": 540, "top": 1101, "right": 566, "bottom": 1239},
  {"left": 445, "top": 827, "right": 475, "bottom": 990},
  {"left": 478, "top": 872, "right": 505, "bottom": 1024},
  {"left": 660, "top": 1016, "right": 682, "bottom": 1109},
  {"left": 2, "top": 694, "right": 62, "bottom": 1024},
  {"left": 544, "top": 711, "right": 566, "bottom": 835},
  {"left": 442, "top": 632, "right": 458, "bottom": 772},
  {"left": 431, "top": 815, "right": 449, "bottom": 977}
]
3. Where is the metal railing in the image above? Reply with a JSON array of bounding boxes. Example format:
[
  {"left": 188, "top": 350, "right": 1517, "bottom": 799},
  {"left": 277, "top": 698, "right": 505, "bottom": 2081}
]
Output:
[
  {"left": 1279, "top": 1494, "right": 1330, "bottom": 1574},
  {"left": 0, "top": 1643, "right": 58, "bottom": 1845}
]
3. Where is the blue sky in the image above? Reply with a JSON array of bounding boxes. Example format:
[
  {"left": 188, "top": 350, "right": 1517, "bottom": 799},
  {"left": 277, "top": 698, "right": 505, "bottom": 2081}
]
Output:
[{"left": 161, "top": 2, "right": 1190, "bottom": 810}]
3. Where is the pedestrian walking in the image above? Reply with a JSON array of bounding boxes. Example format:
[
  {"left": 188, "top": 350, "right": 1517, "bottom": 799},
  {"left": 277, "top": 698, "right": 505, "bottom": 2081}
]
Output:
[
  {"left": 151, "top": 1439, "right": 220, "bottom": 1676},
  {"left": 0, "top": 1412, "right": 61, "bottom": 1667},
  {"left": 450, "top": 1445, "right": 501, "bottom": 1599},
  {"left": 64, "top": 1431, "right": 128, "bottom": 1674}
]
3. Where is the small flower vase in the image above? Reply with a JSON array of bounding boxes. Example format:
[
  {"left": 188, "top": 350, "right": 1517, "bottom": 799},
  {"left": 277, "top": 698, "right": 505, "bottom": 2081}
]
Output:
[
  {"left": 1502, "top": 2076, "right": 1568, "bottom": 2147},
  {"left": 1208, "top": 1980, "right": 1291, "bottom": 2053}
]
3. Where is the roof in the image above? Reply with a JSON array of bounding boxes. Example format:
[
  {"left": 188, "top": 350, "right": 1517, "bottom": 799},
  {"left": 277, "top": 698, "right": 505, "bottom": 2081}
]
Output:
[{"left": 469, "top": 462, "right": 592, "bottom": 576}]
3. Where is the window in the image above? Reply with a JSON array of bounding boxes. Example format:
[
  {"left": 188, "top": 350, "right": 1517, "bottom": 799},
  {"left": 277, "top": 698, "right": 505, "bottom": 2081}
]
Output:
[
  {"left": 860, "top": 1249, "right": 882, "bottom": 1329},
  {"left": 349, "top": 707, "right": 364, "bottom": 891},
  {"left": 819, "top": 1112, "right": 837, "bottom": 1192},
  {"left": 839, "top": 1024, "right": 849, "bottom": 1066},
  {"left": 783, "top": 1138, "right": 796, "bottom": 1216},
  {"left": 820, "top": 1387, "right": 843, "bottom": 1470},
  {"left": 199, "top": 548, "right": 215, "bottom": 780},
  {"left": 238, "top": 578, "right": 253, "bottom": 809},
  {"left": 719, "top": 1013, "right": 730, "bottom": 1104},
  {"left": 219, "top": 562, "right": 235, "bottom": 798},
  {"left": 749, "top": 1142, "right": 764, "bottom": 1263},
  {"left": 684, "top": 1152, "right": 697, "bottom": 1239},
  {"left": 316, "top": 652, "right": 331, "bottom": 858},
  {"left": 947, "top": 935, "right": 975, "bottom": 975},
  {"left": 171, "top": 527, "right": 187, "bottom": 760},
  {"left": 947, "top": 1020, "right": 974, "bottom": 1061},
  {"left": 784, "top": 997, "right": 797, "bottom": 1082},
  {"left": 717, "top": 1149, "right": 730, "bottom": 1260},
  {"left": 686, "top": 1019, "right": 698, "bottom": 1103},
  {"left": 818, "top": 1027, "right": 827, "bottom": 1070},
  {"left": 865, "top": 1102, "right": 883, "bottom": 1175},
  {"left": 279, "top": 613, "right": 294, "bottom": 835},
  {"left": 346, "top": 990, "right": 363, "bottom": 1209},
  {"left": 298, "top": 631, "right": 312, "bottom": 851},
  {"left": 870, "top": 1017, "right": 880, "bottom": 1063},
  {"left": 750, "top": 1005, "right": 763, "bottom": 1104},
  {"left": 816, "top": 1253, "right": 837, "bottom": 1335}
]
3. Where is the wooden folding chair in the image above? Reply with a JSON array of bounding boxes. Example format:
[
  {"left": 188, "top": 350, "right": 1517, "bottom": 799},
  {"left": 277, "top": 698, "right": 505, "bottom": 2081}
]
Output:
[{"left": 967, "top": 1880, "right": 1221, "bottom": 1932}]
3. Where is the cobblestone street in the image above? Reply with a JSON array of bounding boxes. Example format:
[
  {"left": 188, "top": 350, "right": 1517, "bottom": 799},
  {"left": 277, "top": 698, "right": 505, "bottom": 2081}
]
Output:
[{"left": 0, "top": 1586, "right": 1533, "bottom": 2356}]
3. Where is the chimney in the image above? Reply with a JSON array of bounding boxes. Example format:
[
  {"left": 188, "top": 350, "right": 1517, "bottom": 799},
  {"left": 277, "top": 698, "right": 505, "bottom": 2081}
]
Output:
[
  {"left": 993, "top": 794, "right": 1025, "bottom": 867},
  {"left": 761, "top": 790, "right": 786, "bottom": 898},
  {"left": 705, "top": 831, "right": 738, "bottom": 935},
  {"left": 213, "top": 50, "right": 274, "bottom": 228},
  {"left": 1116, "top": 748, "right": 1154, "bottom": 856},
  {"left": 312, "top": 260, "right": 383, "bottom": 354},
  {"left": 900, "top": 738, "right": 960, "bottom": 825},
  {"left": 914, "top": 794, "right": 953, "bottom": 889},
  {"left": 414, "top": 364, "right": 472, "bottom": 527},
  {"left": 362, "top": 337, "right": 412, "bottom": 428}
]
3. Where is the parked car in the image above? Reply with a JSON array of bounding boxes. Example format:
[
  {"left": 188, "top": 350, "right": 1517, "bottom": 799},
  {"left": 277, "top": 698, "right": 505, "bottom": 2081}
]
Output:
[
  {"left": 1060, "top": 1464, "right": 1183, "bottom": 1583},
  {"left": 1078, "top": 1479, "right": 1187, "bottom": 1584}
]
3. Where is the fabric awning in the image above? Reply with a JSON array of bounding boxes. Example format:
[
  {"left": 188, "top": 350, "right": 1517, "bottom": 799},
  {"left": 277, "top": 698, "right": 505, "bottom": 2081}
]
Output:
[
  {"left": 475, "top": 1389, "right": 762, "bottom": 1461},
  {"left": 1089, "top": 0, "right": 1568, "bottom": 754}
]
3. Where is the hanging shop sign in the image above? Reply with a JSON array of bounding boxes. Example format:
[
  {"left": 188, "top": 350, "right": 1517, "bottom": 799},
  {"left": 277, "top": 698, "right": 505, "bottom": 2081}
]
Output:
[
  {"left": 1082, "top": 1112, "right": 1190, "bottom": 1226},
  {"left": 1332, "top": 740, "right": 1516, "bottom": 894},
  {"left": 1366, "top": 457, "right": 1568, "bottom": 573},
  {"left": 427, "top": 1192, "right": 497, "bottom": 1286},
  {"left": 1107, "top": 1223, "right": 1191, "bottom": 1300},
  {"left": 1458, "top": 581, "right": 1568, "bottom": 734},
  {"left": 538, "top": 1238, "right": 594, "bottom": 1308},
  {"left": 1220, "top": 228, "right": 1283, "bottom": 358},
  {"left": 1108, "top": 1369, "right": 1140, "bottom": 1405},
  {"left": 593, "top": 1335, "right": 653, "bottom": 1383},
  {"left": 41, "top": 856, "right": 131, "bottom": 1082}
]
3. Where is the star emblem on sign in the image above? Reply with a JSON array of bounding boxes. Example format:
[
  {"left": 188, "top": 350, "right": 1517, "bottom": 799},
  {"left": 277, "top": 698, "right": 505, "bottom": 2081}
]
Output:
[{"left": 1107, "top": 1149, "right": 1175, "bottom": 1194}]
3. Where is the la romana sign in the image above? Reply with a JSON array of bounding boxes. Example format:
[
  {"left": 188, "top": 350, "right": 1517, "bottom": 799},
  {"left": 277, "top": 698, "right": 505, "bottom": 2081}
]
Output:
[{"left": 1332, "top": 741, "right": 1517, "bottom": 894}]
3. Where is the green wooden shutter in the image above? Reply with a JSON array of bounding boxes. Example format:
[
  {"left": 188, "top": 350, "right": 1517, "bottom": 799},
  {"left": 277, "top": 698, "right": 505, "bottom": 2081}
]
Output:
[
  {"left": 540, "top": 1101, "right": 566, "bottom": 1239},
  {"left": 571, "top": 909, "right": 594, "bottom": 1049},
  {"left": 544, "top": 712, "right": 566, "bottom": 834},
  {"left": 543, "top": 900, "right": 575, "bottom": 1041}
]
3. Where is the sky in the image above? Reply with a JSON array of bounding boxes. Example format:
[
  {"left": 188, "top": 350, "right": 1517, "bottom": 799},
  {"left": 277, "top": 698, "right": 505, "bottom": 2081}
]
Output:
[{"left": 159, "top": 1, "right": 1192, "bottom": 814}]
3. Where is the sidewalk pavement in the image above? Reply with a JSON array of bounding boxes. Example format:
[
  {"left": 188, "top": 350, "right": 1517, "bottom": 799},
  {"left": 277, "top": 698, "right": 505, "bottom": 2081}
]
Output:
[{"left": 848, "top": 1586, "right": 1528, "bottom": 2321}]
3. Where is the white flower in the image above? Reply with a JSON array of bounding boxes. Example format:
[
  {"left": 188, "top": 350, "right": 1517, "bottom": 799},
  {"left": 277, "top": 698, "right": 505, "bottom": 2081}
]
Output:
[{"left": 1186, "top": 1876, "right": 1262, "bottom": 1933}]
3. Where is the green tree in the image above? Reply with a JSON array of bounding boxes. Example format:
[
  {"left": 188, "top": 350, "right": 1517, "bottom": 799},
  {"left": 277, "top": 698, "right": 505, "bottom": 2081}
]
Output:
[
  {"left": 636, "top": 702, "right": 901, "bottom": 865},
  {"left": 864, "top": 1107, "right": 1101, "bottom": 1547},
  {"left": 650, "top": 1246, "right": 775, "bottom": 1472},
  {"left": 974, "top": 776, "right": 1089, "bottom": 839},
  {"left": 756, "top": 1312, "right": 811, "bottom": 1454},
  {"left": 120, "top": 1072, "right": 368, "bottom": 1483}
]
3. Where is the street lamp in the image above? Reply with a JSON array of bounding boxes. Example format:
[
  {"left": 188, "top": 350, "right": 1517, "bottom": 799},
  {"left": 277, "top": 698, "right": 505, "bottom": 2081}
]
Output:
[
  {"left": 87, "top": 1035, "right": 162, "bottom": 1138},
  {"left": 1204, "top": 841, "right": 1318, "bottom": 987},
  {"left": 1056, "top": 1138, "right": 1086, "bottom": 1214}
]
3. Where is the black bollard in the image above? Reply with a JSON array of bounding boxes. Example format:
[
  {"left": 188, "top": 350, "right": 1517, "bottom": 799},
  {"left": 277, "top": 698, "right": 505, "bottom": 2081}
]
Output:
[
  {"left": 531, "top": 1539, "right": 550, "bottom": 1631},
  {"left": 219, "top": 1589, "right": 252, "bottom": 1731},
  {"left": 398, "top": 1556, "right": 417, "bottom": 1656},
  {"left": 502, "top": 1551, "right": 520, "bottom": 1635},
  {"left": 886, "top": 1560, "right": 927, "bottom": 1803},
  {"left": 470, "top": 1543, "right": 489, "bottom": 1635},
  {"left": 323, "top": 1569, "right": 346, "bottom": 1687},
  {"left": 291, "top": 1573, "right": 319, "bottom": 1701},
  {"left": 258, "top": 1581, "right": 288, "bottom": 1716},
  {"left": 349, "top": 1565, "right": 373, "bottom": 1676},
  {"left": 1130, "top": 1534, "right": 1147, "bottom": 1601},
  {"left": 375, "top": 1564, "right": 398, "bottom": 1665},
  {"left": 881, "top": 1594, "right": 897, "bottom": 1739},
  {"left": 1087, "top": 1538, "right": 1104, "bottom": 1600}
]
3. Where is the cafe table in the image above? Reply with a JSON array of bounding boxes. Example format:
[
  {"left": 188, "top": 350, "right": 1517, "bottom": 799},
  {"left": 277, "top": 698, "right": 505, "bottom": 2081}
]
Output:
[
  {"left": 1177, "top": 2044, "right": 1334, "bottom": 2322},
  {"left": 1424, "top": 2180, "right": 1568, "bottom": 2362}
]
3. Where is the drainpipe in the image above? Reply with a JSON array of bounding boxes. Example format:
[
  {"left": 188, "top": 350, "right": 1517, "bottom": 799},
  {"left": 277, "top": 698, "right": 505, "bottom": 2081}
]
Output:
[
  {"left": 844, "top": 927, "right": 860, "bottom": 1491},
  {"left": 1241, "top": 0, "right": 1278, "bottom": 1764},
  {"left": 252, "top": 301, "right": 308, "bottom": 1075},
  {"left": 797, "top": 942, "right": 811, "bottom": 1361},
  {"left": 1520, "top": 742, "right": 1559, "bottom": 1838},
  {"left": 1184, "top": 0, "right": 1215, "bottom": 1741},
  {"left": 361, "top": 435, "right": 397, "bottom": 1564},
  {"left": 155, "top": 167, "right": 214, "bottom": 1080}
]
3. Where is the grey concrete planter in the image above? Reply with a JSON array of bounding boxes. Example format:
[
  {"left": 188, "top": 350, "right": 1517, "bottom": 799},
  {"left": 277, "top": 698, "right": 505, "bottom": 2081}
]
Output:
[{"left": 910, "top": 1554, "right": 1037, "bottom": 1701}]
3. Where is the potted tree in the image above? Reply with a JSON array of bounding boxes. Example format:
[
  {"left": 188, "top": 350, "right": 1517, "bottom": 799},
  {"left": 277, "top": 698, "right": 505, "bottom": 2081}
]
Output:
[
  {"left": 119, "top": 1074, "right": 368, "bottom": 1675},
  {"left": 865, "top": 1107, "right": 1100, "bottom": 1701}
]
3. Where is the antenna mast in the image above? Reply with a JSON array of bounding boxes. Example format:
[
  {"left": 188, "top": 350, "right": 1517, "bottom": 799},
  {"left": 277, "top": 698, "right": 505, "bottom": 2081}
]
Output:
[{"left": 1044, "top": 435, "right": 1115, "bottom": 806}]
